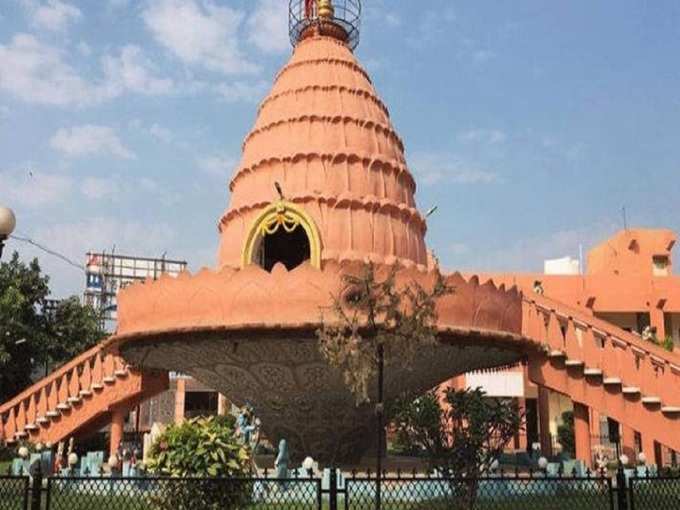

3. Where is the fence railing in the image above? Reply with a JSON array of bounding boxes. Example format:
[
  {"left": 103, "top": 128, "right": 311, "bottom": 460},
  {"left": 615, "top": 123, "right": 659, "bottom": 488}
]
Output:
[
  {"left": 0, "top": 475, "right": 28, "bottom": 510},
  {"left": 629, "top": 472, "right": 680, "bottom": 510},
  {"left": 1, "top": 465, "right": 679, "bottom": 510}
]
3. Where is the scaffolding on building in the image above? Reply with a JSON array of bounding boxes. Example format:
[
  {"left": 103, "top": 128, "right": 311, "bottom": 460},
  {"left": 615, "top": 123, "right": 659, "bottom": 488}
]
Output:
[{"left": 84, "top": 251, "right": 187, "bottom": 329}]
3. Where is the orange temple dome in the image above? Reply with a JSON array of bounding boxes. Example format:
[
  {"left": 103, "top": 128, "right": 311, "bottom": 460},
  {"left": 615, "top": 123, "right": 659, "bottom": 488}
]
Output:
[{"left": 217, "top": 30, "right": 428, "bottom": 272}]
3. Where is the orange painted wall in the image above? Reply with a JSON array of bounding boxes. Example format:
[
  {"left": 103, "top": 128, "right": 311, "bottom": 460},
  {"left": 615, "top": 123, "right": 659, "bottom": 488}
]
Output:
[{"left": 468, "top": 229, "right": 680, "bottom": 340}]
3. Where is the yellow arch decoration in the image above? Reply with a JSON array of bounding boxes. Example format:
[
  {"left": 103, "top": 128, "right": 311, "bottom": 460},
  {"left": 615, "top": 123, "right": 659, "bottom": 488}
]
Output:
[{"left": 241, "top": 200, "right": 322, "bottom": 269}]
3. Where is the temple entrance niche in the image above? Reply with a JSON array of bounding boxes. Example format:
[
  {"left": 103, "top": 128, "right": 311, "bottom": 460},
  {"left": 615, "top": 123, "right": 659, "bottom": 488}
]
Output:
[
  {"left": 256, "top": 224, "right": 310, "bottom": 271},
  {"left": 242, "top": 200, "right": 322, "bottom": 272}
]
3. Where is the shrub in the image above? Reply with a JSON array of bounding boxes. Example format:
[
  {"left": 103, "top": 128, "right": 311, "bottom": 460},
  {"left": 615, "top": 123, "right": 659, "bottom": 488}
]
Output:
[
  {"left": 147, "top": 415, "right": 249, "bottom": 477},
  {"left": 146, "top": 416, "right": 252, "bottom": 510},
  {"left": 663, "top": 336, "right": 675, "bottom": 352}
]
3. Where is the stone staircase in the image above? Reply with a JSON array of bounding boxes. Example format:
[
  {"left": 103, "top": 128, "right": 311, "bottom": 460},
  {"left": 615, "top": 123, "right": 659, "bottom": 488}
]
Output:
[
  {"left": 0, "top": 341, "right": 167, "bottom": 446},
  {"left": 524, "top": 293, "right": 680, "bottom": 454}
]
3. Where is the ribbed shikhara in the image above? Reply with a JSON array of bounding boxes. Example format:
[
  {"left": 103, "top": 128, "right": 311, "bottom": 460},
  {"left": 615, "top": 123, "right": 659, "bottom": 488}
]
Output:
[{"left": 218, "top": 35, "right": 428, "bottom": 271}]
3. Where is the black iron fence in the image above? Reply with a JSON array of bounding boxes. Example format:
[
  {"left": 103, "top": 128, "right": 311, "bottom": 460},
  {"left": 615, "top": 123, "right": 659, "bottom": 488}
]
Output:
[
  {"left": 1, "top": 465, "right": 679, "bottom": 509},
  {"left": 0, "top": 476, "right": 28, "bottom": 510},
  {"left": 629, "top": 472, "right": 680, "bottom": 510}
]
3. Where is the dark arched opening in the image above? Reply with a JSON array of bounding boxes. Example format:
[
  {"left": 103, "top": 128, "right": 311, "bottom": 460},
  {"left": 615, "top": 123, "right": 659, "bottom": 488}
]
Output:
[{"left": 256, "top": 224, "right": 311, "bottom": 272}]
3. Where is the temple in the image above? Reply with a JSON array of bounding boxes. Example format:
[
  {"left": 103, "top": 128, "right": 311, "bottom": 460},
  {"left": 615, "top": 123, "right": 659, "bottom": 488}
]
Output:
[{"left": 1, "top": 0, "right": 679, "bottom": 467}]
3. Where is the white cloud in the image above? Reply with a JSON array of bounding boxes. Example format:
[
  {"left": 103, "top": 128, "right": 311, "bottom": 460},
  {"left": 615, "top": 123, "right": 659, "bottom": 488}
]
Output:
[
  {"left": 464, "top": 220, "right": 620, "bottom": 273},
  {"left": 50, "top": 125, "right": 135, "bottom": 159},
  {"left": 102, "top": 45, "right": 175, "bottom": 96},
  {"left": 108, "top": 0, "right": 130, "bottom": 8},
  {"left": 17, "top": 217, "right": 177, "bottom": 297},
  {"left": 80, "top": 177, "right": 121, "bottom": 200},
  {"left": 0, "top": 35, "right": 175, "bottom": 106},
  {"left": 142, "top": 0, "right": 258, "bottom": 75},
  {"left": 76, "top": 41, "right": 91, "bottom": 56},
  {"left": 129, "top": 120, "right": 173, "bottom": 143},
  {"left": 215, "top": 80, "right": 268, "bottom": 103},
  {"left": 385, "top": 13, "right": 402, "bottom": 28},
  {"left": 458, "top": 129, "right": 506, "bottom": 145},
  {"left": 148, "top": 124, "right": 173, "bottom": 143},
  {"left": 410, "top": 152, "right": 499, "bottom": 185},
  {"left": 198, "top": 153, "right": 236, "bottom": 177},
  {"left": 472, "top": 49, "right": 496, "bottom": 63},
  {"left": 247, "top": 0, "right": 289, "bottom": 54},
  {"left": 0, "top": 167, "right": 73, "bottom": 207},
  {"left": 0, "top": 34, "right": 110, "bottom": 106},
  {"left": 448, "top": 243, "right": 470, "bottom": 256},
  {"left": 20, "top": 0, "right": 82, "bottom": 32}
]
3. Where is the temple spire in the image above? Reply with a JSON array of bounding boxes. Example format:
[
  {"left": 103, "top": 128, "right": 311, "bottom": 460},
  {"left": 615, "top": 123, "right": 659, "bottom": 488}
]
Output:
[{"left": 289, "top": 0, "right": 362, "bottom": 51}]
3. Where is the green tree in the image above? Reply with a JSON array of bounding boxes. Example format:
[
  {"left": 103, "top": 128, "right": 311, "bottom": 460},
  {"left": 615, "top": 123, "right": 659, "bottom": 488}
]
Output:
[
  {"left": 45, "top": 296, "right": 103, "bottom": 363},
  {"left": 557, "top": 410, "right": 575, "bottom": 458},
  {"left": 391, "top": 388, "right": 523, "bottom": 477},
  {"left": 391, "top": 388, "right": 523, "bottom": 509},
  {"left": 0, "top": 252, "right": 104, "bottom": 402},
  {"left": 316, "top": 263, "right": 453, "bottom": 403}
]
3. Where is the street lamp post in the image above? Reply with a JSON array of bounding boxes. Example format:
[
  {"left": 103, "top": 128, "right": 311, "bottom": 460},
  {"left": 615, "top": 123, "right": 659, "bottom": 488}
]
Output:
[
  {"left": 375, "top": 342, "right": 384, "bottom": 510},
  {"left": 0, "top": 206, "right": 17, "bottom": 260}
]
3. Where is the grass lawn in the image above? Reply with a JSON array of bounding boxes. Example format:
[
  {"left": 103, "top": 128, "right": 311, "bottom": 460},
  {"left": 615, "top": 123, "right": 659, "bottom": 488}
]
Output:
[
  {"left": 0, "top": 460, "right": 12, "bottom": 474},
  {"left": 43, "top": 493, "right": 613, "bottom": 510}
]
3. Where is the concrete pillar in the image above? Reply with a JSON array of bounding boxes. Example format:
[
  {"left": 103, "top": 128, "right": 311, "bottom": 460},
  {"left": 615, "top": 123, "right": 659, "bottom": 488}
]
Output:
[
  {"left": 174, "top": 378, "right": 186, "bottom": 424},
  {"left": 538, "top": 386, "right": 553, "bottom": 457},
  {"left": 515, "top": 398, "right": 528, "bottom": 451},
  {"left": 621, "top": 424, "right": 636, "bottom": 461},
  {"left": 110, "top": 408, "right": 125, "bottom": 457},
  {"left": 573, "top": 403, "right": 592, "bottom": 467},
  {"left": 589, "top": 408, "right": 601, "bottom": 447},
  {"left": 217, "top": 393, "right": 229, "bottom": 416},
  {"left": 650, "top": 308, "right": 666, "bottom": 340},
  {"left": 641, "top": 435, "right": 653, "bottom": 465}
]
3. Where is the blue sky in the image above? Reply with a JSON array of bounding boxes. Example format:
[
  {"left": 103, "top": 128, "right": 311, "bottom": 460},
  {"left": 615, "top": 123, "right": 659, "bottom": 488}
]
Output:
[{"left": 2, "top": 0, "right": 680, "bottom": 298}]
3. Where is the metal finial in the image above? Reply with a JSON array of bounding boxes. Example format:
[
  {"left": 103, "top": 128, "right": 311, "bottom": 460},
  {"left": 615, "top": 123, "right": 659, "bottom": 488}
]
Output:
[{"left": 317, "top": 0, "right": 334, "bottom": 18}]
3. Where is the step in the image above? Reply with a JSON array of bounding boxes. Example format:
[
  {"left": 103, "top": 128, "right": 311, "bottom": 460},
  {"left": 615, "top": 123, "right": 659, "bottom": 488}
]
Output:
[
  {"left": 584, "top": 368, "right": 603, "bottom": 376},
  {"left": 642, "top": 396, "right": 662, "bottom": 405},
  {"left": 46, "top": 410, "right": 60, "bottom": 418},
  {"left": 67, "top": 396, "right": 81, "bottom": 405},
  {"left": 14, "top": 431, "right": 27, "bottom": 438},
  {"left": 603, "top": 377, "right": 622, "bottom": 386},
  {"left": 103, "top": 376, "right": 116, "bottom": 384},
  {"left": 622, "top": 386, "right": 641, "bottom": 395},
  {"left": 548, "top": 350, "right": 566, "bottom": 359},
  {"left": 565, "top": 359, "right": 584, "bottom": 367},
  {"left": 79, "top": 389, "right": 92, "bottom": 397},
  {"left": 661, "top": 406, "right": 680, "bottom": 414},
  {"left": 114, "top": 369, "right": 128, "bottom": 377},
  {"left": 36, "top": 416, "right": 49, "bottom": 425},
  {"left": 91, "top": 383, "right": 104, "bottom": 390},
  {"left": 24, "top": 423, "right": 38, "bottom": 431},
  {"left": 56, "top": 403, "right": 70, "bottom": 411}
]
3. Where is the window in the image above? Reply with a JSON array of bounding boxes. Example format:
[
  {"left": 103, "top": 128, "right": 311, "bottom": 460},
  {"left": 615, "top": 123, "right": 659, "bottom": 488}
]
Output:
[
  {"left": 184, "top": 391, "right": 218, "bottom": 418},
  {"left": 653, "top": 255, "right": 669, "bottom": 276}
]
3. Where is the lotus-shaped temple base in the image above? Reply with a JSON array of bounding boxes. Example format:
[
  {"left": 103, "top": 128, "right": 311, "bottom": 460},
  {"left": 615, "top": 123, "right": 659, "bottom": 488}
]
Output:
[{"left": 114, "top": 262, "right": 533, "bottom": 462}]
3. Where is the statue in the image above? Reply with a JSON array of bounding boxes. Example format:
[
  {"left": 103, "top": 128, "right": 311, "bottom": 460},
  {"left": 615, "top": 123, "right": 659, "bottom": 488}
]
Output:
[
  {"left": 274, "top": 439, "right": 290, "bottom": 490},
  {"left": 53, "top": 442, "right": 65, "bottom": 474},
  {"left": 236, "top": 405, "right": 262, "bottom": 473}
]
